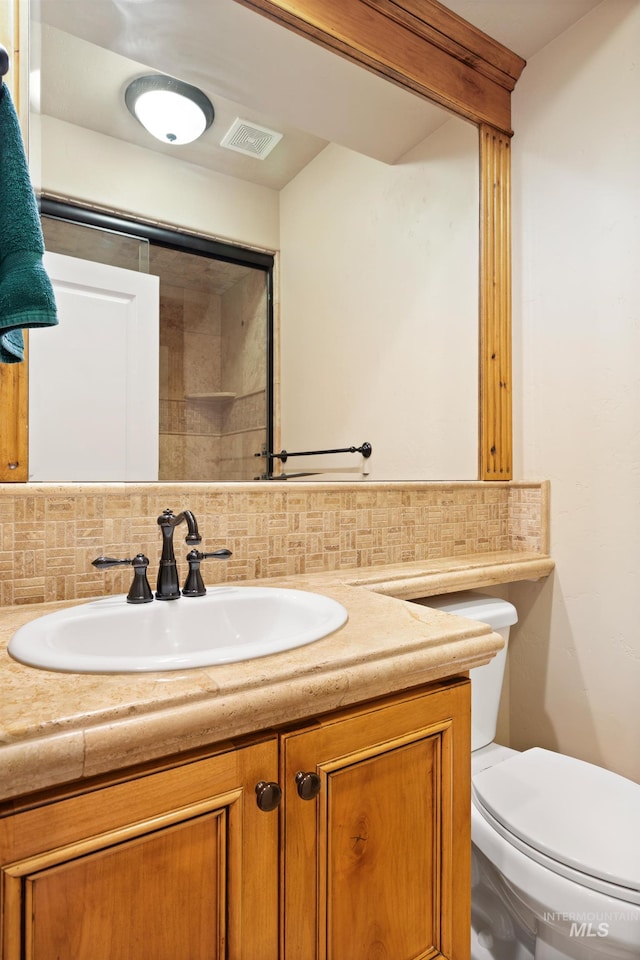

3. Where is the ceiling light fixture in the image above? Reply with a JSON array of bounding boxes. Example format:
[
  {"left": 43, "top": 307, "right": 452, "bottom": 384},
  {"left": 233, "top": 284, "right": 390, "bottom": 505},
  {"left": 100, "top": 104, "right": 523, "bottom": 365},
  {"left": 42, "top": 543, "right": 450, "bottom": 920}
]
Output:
[{"left": 125, "top": 74, "right": 214, "bottom": 145}]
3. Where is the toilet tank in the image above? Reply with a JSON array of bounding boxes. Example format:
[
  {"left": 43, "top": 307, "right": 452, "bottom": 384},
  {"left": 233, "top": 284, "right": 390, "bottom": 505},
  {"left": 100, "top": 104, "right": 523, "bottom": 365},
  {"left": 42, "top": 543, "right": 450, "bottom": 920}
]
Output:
[{"left": 413, "top": 592, "right": 518, "bottom": 752}]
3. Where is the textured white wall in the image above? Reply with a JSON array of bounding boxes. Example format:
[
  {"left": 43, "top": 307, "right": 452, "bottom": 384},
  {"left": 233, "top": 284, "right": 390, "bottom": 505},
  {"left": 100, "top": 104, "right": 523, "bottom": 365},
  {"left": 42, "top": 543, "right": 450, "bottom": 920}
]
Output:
[
  {"left": 36, "top": 116, "right": 280, "bottom": 250},
  {"left": 510, "top": 0, "right": 640, "bottom": 781},
  {"left": 278, "top": 117, "right": 479, "bottom": 480}
]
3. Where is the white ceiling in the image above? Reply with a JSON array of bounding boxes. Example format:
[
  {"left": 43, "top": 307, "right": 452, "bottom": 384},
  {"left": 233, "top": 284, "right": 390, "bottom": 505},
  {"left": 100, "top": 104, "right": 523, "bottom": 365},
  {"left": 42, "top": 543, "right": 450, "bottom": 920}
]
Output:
[{"left": 34, "top": 0, "right": 603, "bottom": 189}]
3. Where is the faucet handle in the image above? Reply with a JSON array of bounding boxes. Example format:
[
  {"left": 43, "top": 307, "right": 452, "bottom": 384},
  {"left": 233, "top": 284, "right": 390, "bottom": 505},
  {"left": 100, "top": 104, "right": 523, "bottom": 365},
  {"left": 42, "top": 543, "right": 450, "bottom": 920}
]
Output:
[
  {"left": 182, "top": 548, "right": 233, "bottom": 597},
  {"left": 92, "top": 553, "right": 154, "bottom": 604}
]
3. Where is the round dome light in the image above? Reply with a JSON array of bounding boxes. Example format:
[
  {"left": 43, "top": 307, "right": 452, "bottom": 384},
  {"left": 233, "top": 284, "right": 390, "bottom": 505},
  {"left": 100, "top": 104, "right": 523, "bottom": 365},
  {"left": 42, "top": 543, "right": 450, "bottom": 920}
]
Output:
[{"left": 125, "top": 75, "right": 214, "bottom": 145}]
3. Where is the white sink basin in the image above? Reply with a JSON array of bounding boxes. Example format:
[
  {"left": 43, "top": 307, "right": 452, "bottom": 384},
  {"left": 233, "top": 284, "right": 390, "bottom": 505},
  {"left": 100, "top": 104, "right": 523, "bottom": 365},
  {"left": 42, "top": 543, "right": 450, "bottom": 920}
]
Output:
[{"left": 8, "top": 586, "right": 348, "bottom": 674}]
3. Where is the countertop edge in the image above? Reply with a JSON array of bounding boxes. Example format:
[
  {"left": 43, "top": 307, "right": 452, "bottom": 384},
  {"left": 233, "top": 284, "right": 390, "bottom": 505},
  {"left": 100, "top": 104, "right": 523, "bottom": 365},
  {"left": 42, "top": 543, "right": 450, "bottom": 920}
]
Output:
[
  {"left": 347, "top": 555, "right": 555, "bottom": 598},
  {"left": 0, "top": 631, "right": 501, "bottom": 800},
  {"left": 0, "top": 550, "right": 554, "bottom": 800}
]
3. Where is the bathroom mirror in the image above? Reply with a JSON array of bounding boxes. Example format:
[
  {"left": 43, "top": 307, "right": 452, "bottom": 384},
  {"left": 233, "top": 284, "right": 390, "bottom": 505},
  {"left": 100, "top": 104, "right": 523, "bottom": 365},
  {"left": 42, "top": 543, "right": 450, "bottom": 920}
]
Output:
[{"left": 2, "top": 0, "right": 522, "bottom": 482}]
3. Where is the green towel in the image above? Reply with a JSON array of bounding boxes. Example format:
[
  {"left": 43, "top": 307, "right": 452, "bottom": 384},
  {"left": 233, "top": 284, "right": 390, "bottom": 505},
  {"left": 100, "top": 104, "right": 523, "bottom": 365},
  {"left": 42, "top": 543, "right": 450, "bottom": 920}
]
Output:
[{"left": 0, "top": 83, "right": 57, "bottom": 363}]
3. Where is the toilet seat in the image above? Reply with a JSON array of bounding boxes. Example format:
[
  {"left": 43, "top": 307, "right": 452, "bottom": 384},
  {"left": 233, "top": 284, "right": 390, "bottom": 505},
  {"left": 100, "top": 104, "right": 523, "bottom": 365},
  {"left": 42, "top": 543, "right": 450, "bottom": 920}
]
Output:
[{"left": 473, "top": 747, "right": 640, "bottom": 905}]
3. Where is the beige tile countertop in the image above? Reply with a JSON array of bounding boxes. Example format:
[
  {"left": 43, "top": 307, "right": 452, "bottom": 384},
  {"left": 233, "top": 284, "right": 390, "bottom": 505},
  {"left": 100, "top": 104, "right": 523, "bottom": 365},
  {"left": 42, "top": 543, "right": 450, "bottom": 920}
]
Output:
[{"left": 0, "top": 550, "right": 553, "bottom": 800}]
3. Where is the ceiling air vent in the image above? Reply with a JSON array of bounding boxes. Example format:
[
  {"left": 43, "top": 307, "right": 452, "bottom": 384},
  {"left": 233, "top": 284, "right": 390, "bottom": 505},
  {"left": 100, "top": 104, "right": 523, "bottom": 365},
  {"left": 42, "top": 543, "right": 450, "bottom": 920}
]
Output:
[{"left": 220, "top": 117, "right": 283, "bottom": 160}]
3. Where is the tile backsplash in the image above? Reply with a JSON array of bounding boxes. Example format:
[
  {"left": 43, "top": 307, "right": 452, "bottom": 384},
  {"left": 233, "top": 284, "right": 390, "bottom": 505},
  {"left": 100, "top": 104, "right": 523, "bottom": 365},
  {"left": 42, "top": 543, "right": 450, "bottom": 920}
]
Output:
[{"left": 0, "top": 481, "right": 548, "bottom": 606}]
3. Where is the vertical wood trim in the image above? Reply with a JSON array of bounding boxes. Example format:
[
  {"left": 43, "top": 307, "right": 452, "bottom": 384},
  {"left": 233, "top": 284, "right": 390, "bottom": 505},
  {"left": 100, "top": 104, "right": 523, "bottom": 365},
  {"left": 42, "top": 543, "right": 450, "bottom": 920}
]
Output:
[
  {"left": 479, "top": 124, "right": 513, "bottom": 480},
  {"left": 0, "top": 0, "right": 29, "bottom": 482}
]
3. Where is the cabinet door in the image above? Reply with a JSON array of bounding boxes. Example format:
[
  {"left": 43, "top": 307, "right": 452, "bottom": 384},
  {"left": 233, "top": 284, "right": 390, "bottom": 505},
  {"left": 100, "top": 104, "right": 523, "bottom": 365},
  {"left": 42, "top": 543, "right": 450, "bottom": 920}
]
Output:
[
  {"left": 282, "top": 679, "right": 471, "bottom": 960},
  {"left": 0, "top": 738, "right": 279, "bottom": 960}
]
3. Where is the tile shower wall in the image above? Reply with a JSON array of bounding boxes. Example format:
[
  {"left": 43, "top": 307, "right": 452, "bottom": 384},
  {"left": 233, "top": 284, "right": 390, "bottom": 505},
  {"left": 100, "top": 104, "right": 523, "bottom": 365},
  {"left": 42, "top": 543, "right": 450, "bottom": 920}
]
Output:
[
  {"left": 159, "top": 283, "right": 222, "bottom": 481},
  {"left": 159, "top": 267, "right": 267, "bottom": 482},
  {"left": 159, "top": 284, "right": 221, "bottom": 480},
  {"left": 0, "top": 482, "right": 548, "bottom": 606},
  {"left": 219, "top": 268, "right": 268, "bottom": 481}
]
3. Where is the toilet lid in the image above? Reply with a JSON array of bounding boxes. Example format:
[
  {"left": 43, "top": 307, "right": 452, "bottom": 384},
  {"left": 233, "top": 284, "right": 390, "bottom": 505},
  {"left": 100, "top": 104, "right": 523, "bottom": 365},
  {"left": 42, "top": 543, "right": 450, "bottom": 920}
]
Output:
[{"left": 473, "top": 748, "right": 640, "bottom": 904}]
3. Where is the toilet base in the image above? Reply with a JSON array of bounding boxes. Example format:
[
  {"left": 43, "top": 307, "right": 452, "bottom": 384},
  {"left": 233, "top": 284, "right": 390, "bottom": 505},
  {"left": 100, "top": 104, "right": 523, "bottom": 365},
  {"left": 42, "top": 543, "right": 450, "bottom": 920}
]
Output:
[
  {"left": 471, "top": 840, "right": 640, "bottom": 960},
  {"left": 472, "top": 844, "right": 535, "bottom": 960}
]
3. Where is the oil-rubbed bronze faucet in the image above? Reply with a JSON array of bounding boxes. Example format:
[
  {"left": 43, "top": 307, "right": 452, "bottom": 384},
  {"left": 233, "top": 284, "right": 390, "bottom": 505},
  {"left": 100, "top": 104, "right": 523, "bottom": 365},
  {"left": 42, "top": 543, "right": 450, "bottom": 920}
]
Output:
[
  {"left": 156, "top": 508, "right": 202, "bottom": 600},
  {"left": 93, "top": 509, "right": 231, "bottom": 602}
]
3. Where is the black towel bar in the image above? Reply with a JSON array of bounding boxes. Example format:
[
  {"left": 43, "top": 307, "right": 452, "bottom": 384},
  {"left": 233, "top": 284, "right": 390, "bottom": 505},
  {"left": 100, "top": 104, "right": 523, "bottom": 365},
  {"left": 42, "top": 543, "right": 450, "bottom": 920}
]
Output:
[{"left": 256, "top": 442, "right": 372, "bottom": 464}]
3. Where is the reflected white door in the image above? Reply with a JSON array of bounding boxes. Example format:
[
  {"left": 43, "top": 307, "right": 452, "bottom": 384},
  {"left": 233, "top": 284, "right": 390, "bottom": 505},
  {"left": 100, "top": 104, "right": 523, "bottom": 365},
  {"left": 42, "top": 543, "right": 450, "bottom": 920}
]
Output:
[{"left": 29, "top": 252, "right": 159, "bottom": 481}]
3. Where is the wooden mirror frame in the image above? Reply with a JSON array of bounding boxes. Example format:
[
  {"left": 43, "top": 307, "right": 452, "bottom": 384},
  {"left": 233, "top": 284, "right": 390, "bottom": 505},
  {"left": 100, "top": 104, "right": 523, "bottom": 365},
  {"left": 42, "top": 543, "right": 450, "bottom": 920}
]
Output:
[
  {"left": 0, "top": 0, "right": 525, "bottom": 482},
  {"left": 0, "top": 0, "right": 28, "bottom": 482}
]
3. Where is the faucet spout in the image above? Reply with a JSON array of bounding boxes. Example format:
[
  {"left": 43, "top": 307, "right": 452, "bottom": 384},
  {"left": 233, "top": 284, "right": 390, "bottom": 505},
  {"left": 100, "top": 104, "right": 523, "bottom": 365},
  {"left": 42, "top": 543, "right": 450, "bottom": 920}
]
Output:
[
  {"left": 156, "top": 508, "right": 202, "bottom": 600},
  {"left": 176, "top": 509, "right": 202, "bottom": 544}
]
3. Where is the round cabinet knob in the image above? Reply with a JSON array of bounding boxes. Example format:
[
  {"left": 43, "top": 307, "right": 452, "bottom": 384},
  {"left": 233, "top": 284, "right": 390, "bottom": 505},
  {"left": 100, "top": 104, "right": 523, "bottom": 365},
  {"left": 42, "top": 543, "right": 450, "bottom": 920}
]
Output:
[
  {"left": 295, "top": 770, "right": 322, "bottom": 800},
  {"left": 255, "top": 780, "right": 282, "bottom": 812}
]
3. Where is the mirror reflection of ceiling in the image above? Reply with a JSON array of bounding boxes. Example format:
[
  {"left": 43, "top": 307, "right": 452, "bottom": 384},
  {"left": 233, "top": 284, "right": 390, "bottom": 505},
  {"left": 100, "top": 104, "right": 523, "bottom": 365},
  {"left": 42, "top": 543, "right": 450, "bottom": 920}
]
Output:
[
  {"left": 33, "top": 0, "right": 602, "bottom": 191},
  {"left": 33, "top": 0, "right": 452, "bottom": 190}
]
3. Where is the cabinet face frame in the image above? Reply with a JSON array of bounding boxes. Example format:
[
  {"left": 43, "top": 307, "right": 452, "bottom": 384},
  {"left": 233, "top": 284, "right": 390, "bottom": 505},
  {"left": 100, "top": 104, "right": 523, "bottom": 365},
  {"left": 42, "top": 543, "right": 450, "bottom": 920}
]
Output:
[{"left": 1, "top": 0, "right": 524, "bottom": 481}]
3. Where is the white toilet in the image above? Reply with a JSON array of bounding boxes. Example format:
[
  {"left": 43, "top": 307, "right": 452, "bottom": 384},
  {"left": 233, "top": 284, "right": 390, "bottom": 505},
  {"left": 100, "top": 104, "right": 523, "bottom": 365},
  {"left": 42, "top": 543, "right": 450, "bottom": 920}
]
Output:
[{"left": 417, "top": 592, "right": 640, "bottom": 960}]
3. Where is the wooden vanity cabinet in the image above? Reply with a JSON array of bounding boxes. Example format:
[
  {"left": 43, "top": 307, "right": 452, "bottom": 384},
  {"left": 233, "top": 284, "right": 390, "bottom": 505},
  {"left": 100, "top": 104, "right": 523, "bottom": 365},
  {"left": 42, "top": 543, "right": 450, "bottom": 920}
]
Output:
[
  {"left": 0, "top": 736, "right": 280, "bottom": 960},
  {"left": 281, "top": 677, "right": 471, "bottom": 960},
  {"left": 0, "top": 678, "right": 470, "bottom": 960}
]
